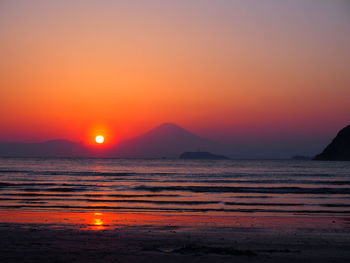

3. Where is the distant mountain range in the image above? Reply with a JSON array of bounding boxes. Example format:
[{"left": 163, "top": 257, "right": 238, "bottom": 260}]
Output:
[
  {"left": 0, "top": 123, "right": 225, "bottom": 158},
  {"left": 0, "top": 139, "right": 87, "bottom": 158}
]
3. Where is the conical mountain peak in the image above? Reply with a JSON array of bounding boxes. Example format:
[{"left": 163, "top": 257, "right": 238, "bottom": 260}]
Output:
[
  {"left": 148, "top": 123, "right": 193, "bottom": 136},
  {"left": 111, "top": 123, "right": 221, "bottom": 158}
]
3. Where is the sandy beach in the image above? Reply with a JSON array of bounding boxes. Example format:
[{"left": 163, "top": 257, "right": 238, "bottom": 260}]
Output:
[{"left": 1, "top": 211, "right": 350, "bottom": 263}]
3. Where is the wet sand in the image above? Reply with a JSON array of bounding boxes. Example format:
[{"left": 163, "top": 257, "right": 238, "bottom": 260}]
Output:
[{"left": 1, "top": 211, "right": 350, "bottom": 263}]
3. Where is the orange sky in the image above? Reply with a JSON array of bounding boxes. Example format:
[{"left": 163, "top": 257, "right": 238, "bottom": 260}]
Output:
[{"left": 1, "top": 0, "right": 349, "bottom": 150}]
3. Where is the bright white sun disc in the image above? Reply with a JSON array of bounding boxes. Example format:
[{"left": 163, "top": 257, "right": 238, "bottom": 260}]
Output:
[{"left": 95, "top": 135, "right": 104, "bottom": 144}]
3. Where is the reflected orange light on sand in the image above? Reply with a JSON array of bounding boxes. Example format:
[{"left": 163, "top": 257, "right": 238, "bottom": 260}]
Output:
[
  {"left": 0, "top": 210, "right": 340, "bottom": 231},
  {"left": 89, "top": 212, "right": 108, "bottom": 231},
  {"left": 94, "top": 218, "right": 103, "bottom": 225}
]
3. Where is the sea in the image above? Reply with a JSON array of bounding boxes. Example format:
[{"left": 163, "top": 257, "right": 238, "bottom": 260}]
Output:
[{"left": 0, "top": 158, "right": 350, "bottom": 216}]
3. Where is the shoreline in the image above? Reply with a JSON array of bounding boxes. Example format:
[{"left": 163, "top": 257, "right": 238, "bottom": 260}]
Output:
[
  {"left": 1, "top": 210, "right": 350, "bottom": 262},
  {"left": 0, "top": 209, "right": 349, "bottom": 228}
]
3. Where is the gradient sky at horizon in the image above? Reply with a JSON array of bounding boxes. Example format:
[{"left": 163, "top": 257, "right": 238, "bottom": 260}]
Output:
[{"left": 1, "top": 0, "right": 349, "bottom": 156}]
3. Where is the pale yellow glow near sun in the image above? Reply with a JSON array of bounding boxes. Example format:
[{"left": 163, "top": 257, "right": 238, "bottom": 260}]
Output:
[{"left": 95, "top": 135, "right": 105, "bottom": 144}]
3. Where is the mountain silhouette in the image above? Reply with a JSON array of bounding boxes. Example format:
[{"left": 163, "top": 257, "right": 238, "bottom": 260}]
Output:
[
  {"left": 0, "top": 123, "right": 225, "bottom": 158},
  {"left": 110, "top": 123, "right": 223, "bottom": 158},
  {"left": 314, "top": 125, "right": 350, "bottom": 161}
]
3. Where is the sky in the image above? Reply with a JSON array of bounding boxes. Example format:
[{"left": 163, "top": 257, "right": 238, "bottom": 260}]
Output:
[{"left": 1, "top": 0, "right": 349, "bottom": 157}]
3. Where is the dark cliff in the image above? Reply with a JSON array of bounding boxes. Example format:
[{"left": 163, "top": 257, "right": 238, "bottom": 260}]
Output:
[{"left": 314, "top": 125, "right": 350, "bottom": 161}]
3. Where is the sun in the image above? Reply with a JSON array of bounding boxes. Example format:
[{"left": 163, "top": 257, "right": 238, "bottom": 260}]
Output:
[{"left": 95, "top": 135, "right": 105, "bottom": 144}]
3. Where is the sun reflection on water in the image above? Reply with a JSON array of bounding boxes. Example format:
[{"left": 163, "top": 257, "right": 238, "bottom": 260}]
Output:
[{"left": 89, "top": 212, "right": 108, "bottom": 230}]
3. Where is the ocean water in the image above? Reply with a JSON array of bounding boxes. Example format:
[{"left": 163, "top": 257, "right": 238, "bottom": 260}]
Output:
[{"left": 0, "top": 158, "right": 350, "bottom": 216}]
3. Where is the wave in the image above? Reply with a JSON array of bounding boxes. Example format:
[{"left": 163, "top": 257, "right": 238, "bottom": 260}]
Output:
[
  {"left": 0, "top": 193, "right": 181, "bottom": 198},
  {"left": 0, "top": 204, "right": 349, "bottom": 214},
  {"left": 149, "top": 179, "right": 350, "bottom": 185},
  {"left": 0, "top": 169, "right": 345, "bottom": 179},
  {"left": 0, "top": 197, "right": 219, "bottom": 205},
  {"left": 0, "top": 169, "right": 175, "bottom": 176},
  {"left": 1, "top": 159, "right": 350, "bottom": 217},
  {"left": 135, "top": 185, "right": 350, "bottom": 194}
]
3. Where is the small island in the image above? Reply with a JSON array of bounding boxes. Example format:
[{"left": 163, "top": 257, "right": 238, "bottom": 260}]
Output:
[{"left": 179, "top": 151, "right": 230, "bottom": 160}]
